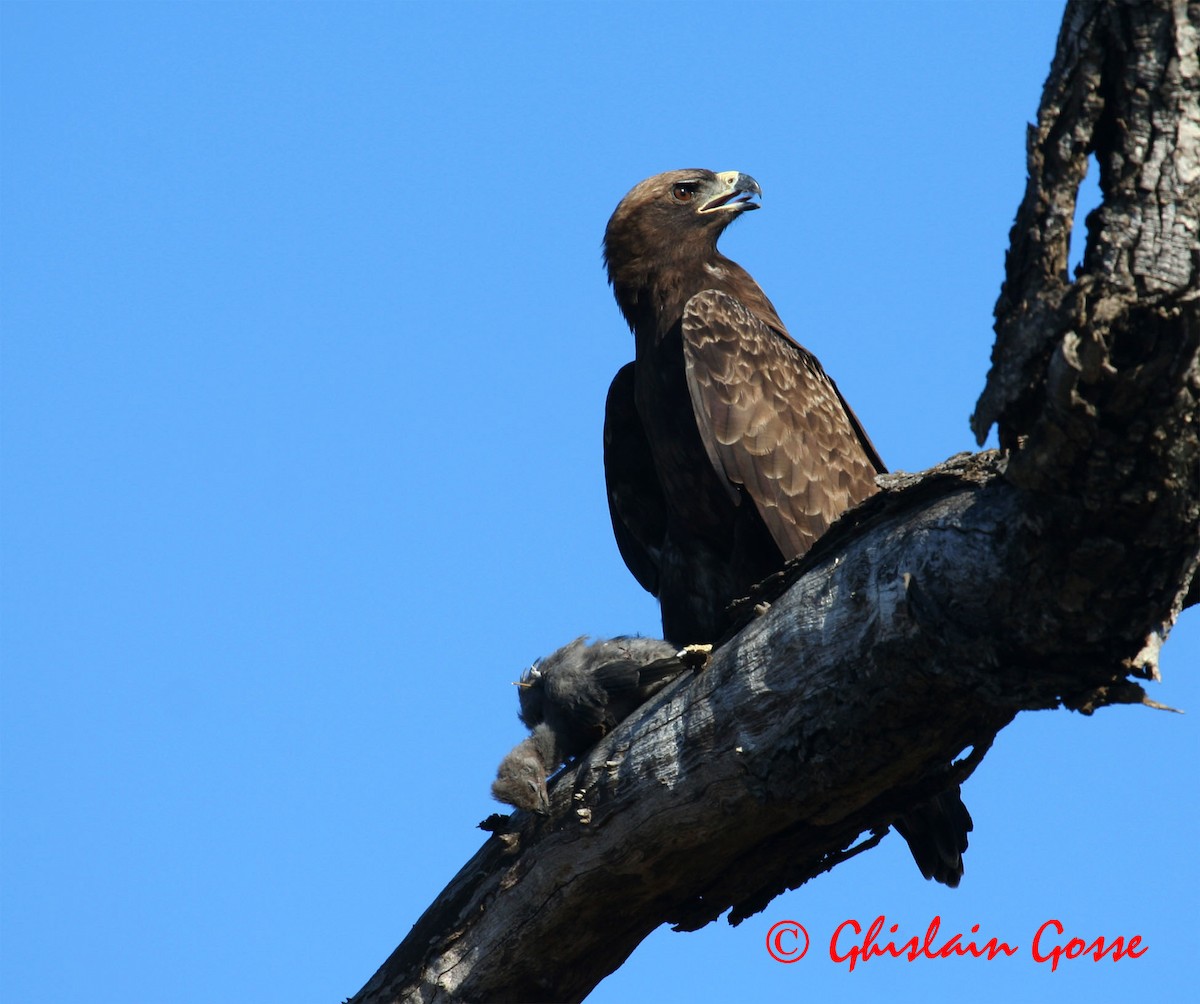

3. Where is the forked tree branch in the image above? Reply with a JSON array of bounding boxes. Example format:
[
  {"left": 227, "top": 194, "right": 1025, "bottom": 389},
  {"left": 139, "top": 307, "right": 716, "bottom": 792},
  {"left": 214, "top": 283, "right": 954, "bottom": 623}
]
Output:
[{"left": 350, "top": 2, "right": 1198, "bottom": 1000}]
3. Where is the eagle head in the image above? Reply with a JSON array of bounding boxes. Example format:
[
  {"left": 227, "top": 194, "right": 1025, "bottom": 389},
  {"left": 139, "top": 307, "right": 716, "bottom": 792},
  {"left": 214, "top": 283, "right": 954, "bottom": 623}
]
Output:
[
  {"left": 604, "top": 169, "right": 760, "bottom": 271},
  {"left": 604, "top": 170, "right": 761, "bottom": 328}
]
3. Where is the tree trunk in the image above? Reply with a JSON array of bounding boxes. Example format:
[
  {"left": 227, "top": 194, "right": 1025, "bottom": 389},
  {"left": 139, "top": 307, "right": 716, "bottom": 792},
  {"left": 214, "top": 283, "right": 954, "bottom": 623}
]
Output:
[{"left": 349, "top": 2, "right": 1198, "bottom": 1001}]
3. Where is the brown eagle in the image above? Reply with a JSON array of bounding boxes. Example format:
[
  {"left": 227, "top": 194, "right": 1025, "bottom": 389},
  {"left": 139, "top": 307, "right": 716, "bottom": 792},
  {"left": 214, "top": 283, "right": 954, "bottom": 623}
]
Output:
[
  {"left": 603, "top": 169, "right": 882, "bottom": 646},
  {"left": 601, "top": 169, "right": 971, "bottom": 886}
]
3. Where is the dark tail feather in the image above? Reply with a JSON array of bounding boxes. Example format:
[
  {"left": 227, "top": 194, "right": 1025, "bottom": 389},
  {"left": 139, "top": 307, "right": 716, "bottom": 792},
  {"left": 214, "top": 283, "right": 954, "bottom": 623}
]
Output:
[{"left": 893, "top": 787, "right": 973, "bottom": 888}]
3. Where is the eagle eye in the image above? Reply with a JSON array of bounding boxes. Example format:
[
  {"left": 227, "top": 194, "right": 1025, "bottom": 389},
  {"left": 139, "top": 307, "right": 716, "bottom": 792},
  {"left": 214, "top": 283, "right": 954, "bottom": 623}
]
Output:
[{"left": 671, "top": 183, "right": 698, "bottom": 203}]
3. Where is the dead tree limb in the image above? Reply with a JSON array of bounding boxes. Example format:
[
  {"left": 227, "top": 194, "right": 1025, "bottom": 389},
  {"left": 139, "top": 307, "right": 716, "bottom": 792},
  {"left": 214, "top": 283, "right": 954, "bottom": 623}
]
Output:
[{"left": 350, "top": 2, "right": 1198, "bottom": 1001}]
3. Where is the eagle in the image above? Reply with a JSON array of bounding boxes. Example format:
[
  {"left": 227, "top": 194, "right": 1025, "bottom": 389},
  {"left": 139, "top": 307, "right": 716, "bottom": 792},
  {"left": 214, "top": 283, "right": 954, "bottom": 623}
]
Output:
[
  {"left": 602, "top": 169, "right": 883, "bottom": 646},
  {"left": 600, "top": 169, "right": 971, "bottom": 886},
  {"left": 492, "top": 636, "right": 687, "bottom": 814}
]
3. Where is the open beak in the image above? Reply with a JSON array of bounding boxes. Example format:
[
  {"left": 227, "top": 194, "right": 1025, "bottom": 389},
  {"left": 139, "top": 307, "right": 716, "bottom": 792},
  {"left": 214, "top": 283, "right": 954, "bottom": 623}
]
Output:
[{"left": 699, "top": 171, "right": 762, "bottom": 214}]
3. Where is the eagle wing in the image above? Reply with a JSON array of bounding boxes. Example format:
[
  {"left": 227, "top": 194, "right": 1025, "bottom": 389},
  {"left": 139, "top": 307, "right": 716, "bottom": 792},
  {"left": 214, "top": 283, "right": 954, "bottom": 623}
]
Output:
[
  {"left": 682, "top": 289, "right": 883, "bottom": 560},
  {"left": 603, "top": 362, "right": 666, "bottom": 594}
]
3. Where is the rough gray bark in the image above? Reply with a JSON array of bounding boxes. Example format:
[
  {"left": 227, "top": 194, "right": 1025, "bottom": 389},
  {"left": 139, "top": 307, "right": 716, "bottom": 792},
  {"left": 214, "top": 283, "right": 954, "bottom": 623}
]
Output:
[{"left": 349, "top": 2, "right": 1198, "bottom": 1001}]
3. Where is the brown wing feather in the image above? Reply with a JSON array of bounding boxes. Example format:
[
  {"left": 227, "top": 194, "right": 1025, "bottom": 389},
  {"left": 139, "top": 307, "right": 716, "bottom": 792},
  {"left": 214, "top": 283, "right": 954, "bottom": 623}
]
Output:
[{"left": 682, "top": 289, "right": 881, "bottom": 559}]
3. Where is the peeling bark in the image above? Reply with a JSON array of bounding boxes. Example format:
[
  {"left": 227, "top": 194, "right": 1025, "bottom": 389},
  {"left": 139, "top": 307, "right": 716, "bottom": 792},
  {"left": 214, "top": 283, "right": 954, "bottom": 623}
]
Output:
[{"left": 350, "top": 3, "right": 1198, "bottom": 1001}]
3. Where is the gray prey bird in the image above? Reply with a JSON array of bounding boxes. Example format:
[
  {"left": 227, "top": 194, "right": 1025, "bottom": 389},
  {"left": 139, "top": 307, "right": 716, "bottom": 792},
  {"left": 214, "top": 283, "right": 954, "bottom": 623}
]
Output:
[{"left": 491, "top": 636, "right": 691, "bottom": 814}]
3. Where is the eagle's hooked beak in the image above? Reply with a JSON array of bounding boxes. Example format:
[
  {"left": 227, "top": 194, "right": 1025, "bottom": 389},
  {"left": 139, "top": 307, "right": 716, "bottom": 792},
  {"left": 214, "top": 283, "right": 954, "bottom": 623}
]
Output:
[{"left": 699, "top": 171, "right": 762, "bottom": 214}]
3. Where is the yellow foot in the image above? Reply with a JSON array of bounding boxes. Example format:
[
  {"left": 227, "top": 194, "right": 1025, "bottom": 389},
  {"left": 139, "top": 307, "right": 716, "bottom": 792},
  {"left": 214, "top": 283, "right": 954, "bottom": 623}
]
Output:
[{"left": 676, "top": 643, "right": 713, "bottom": 671}]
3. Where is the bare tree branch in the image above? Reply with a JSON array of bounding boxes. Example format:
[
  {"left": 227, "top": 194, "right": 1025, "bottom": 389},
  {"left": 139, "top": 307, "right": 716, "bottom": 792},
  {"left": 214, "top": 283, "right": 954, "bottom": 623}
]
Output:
[{"left": 350, "top": 2, "right": 1198, "bottom": 1001}]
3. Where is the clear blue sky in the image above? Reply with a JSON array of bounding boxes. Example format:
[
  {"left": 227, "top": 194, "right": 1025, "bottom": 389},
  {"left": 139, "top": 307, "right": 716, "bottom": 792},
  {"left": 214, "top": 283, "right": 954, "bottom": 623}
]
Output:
[{"left": 2, "top": 3, "right": 1194, "bottom": 1002}]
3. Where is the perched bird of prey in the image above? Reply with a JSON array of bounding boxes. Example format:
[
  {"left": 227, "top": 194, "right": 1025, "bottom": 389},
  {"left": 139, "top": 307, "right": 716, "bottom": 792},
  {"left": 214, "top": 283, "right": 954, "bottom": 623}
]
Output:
[
  {"left": 603, "top": 168, "right": 884, "bottom": 646},
  {"left": 601, "top": 169, "right": 971, "bottom": 886},
  {"left": 492, "top": 636, "right": 687, "bottom": 814}
]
